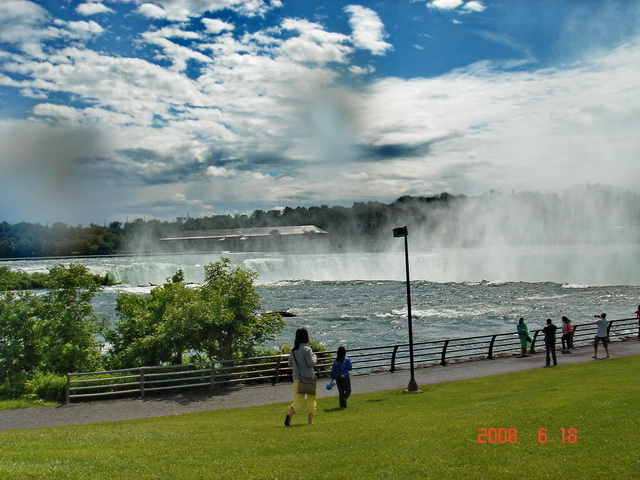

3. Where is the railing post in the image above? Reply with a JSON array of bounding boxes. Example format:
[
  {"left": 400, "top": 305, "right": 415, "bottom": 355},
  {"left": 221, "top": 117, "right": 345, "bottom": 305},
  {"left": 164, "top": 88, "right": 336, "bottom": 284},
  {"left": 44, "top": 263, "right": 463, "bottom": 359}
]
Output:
[
  {"left": 272, "top": 356, "right": 281, "bottom": 386},
  {"left": 488, "top": 335, "right": 497, "bottom": 359},
  {"left": 440, "top": 340, "right": 450, "bottom": 366},
  {"left": 607, "top": 320, "right": 613, "bottom": 339},
  {"left": 390, "top": 345, "right": 399, "bottom": 372},
  {"left": 210, "top": 362, "right": 216, "bottom": 390},
  {"left": 140, "top": 367, "right": 145, "bottom": 399},
  {"left": 66, "top": 373, "right": 71, "bottom": 404}
]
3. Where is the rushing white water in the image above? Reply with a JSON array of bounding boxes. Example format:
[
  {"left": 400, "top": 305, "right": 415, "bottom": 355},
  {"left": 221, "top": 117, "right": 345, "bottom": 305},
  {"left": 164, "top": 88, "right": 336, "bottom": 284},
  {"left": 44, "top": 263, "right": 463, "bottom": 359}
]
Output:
[{"left": 3, "top": 247, "right": 639, "bottom": 350}]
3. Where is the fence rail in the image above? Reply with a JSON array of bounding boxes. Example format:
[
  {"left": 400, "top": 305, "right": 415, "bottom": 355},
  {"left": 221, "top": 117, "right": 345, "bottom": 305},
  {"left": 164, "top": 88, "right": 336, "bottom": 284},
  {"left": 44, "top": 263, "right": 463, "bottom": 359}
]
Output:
[{"left": 66, "top": 316, "right": 639, "bottom": 403}]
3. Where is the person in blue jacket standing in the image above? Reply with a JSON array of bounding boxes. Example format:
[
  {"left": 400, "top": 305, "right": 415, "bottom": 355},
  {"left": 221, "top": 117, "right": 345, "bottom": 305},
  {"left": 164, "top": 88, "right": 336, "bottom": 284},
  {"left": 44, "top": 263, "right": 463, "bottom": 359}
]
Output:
[{"left": 331, "top": 346, "right": 353, "bottom": 408}]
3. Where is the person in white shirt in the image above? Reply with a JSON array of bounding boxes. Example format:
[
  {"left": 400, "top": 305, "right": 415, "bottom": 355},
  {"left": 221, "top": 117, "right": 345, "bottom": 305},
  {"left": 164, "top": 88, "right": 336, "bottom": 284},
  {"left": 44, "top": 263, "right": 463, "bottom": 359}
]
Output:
[{"left": 592, "top": 313, "right": 610, "bottom": 359}]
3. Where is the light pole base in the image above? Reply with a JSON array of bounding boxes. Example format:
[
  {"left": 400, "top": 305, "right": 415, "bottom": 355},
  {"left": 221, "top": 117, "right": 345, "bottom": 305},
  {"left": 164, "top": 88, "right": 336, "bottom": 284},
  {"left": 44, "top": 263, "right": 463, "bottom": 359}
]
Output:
[
  {"left": 403, "top": 388, "right": 423, "bottom": 394},
  {"left": 403, "top": 379, "right": 422, "bottom": 394}
]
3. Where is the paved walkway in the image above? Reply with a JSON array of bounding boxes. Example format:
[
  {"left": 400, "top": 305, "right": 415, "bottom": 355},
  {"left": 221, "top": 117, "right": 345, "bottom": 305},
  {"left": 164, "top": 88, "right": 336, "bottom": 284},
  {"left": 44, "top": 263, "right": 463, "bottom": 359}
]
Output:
[{"left": 2, "top": 338, "right": 639, "bottom": 431}]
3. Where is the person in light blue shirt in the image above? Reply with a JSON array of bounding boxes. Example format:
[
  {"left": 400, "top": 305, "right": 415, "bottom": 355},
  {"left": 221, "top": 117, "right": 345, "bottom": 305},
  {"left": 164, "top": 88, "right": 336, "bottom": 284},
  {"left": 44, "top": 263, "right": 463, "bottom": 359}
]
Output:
[{"left": 331, "top": 346, "right": 353, "bottom": 408}]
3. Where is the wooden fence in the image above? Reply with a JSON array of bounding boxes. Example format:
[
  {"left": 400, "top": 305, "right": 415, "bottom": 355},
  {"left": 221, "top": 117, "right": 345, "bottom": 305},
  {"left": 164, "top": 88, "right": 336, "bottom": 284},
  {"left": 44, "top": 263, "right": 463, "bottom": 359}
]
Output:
[{"left": 66, "top": 316, "right": 639, "bottom": 403}]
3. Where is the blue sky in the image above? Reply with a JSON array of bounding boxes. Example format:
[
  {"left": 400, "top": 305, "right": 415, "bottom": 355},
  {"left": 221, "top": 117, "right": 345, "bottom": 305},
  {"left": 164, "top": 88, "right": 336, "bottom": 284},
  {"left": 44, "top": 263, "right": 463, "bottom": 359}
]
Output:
[{"left": 1, "top": 0, "right": 639, "bottom": 225}]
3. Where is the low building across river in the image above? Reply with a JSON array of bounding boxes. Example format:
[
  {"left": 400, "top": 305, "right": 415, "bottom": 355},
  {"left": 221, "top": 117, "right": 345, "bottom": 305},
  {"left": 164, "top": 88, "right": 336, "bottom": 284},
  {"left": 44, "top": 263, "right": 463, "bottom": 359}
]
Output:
[{"left": 160, "top": 225, "right": 329, "bottom": 252}]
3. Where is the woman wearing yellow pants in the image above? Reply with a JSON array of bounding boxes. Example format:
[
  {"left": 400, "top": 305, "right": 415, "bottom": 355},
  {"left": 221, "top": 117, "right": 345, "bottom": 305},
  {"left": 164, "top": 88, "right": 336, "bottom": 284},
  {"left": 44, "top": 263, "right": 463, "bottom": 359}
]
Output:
[{"left": 285, "top": 328, "right": 317, "bottom": 426}]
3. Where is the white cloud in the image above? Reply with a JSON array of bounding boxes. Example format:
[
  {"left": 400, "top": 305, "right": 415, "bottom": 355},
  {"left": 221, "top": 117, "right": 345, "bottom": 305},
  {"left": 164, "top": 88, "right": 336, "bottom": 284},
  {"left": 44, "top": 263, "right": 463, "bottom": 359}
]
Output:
[
  {"left": 141, "top": 28, "right": 211, "bottom": 71},
  {"left": 280, "top": 19, "right": 352, "bottom": 64},
  {"left": 136, "top": 0, "right": 281, "bottom": 21},
  {"left": 76, "top": 2, "right": 115, "bottom": 16},
  {"left": 138, "top": 3, "right": 167, "bottom": 19},
  {"left": 349, "top": 64, "right": 375, "bottom": 75},
  {"left": 11, "top": 34, "right": 640, "bottom": 217},
  {"left": 0, "top": 3, "right": 103, "bottom": 48},
  {"left": 463, "top": 1, "right": 486, "bottom": 13},
  {"left": 206, "top": 166, "right": 237, "bottom": 178},
  {"left": 148, "top": 26, "right": 202, "bottom": 41},
  {"left": 427, "top": 0, "right": 486, "bottom": 13},
  {"left": 344, "top": 5, "right": 392, "bottom": 55},
  {"left": 64, "top": 20, "right": 104, "bottom": 38},
  {"left": 0, "top": 1, "right": 49, "bottom": 44},
  {"left": 428, "top": 0, "right": 464, "bottom": 10},
  {"left": 202, "top": 18, "right": 235, "bottom": 35},
  {"left": 355, "top": 41, "right": 640, "bottom": 195},
  {"left": 343, "top": 171, "right": 369, "bottom": 181}
]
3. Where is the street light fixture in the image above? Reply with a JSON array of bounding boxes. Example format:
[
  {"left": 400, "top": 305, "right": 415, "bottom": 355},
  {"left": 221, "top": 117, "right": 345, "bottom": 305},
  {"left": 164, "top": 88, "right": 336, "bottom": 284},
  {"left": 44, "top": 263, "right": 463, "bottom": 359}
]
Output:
[{"left": 393, "top": 226, "right": 421, "bottom": 393}]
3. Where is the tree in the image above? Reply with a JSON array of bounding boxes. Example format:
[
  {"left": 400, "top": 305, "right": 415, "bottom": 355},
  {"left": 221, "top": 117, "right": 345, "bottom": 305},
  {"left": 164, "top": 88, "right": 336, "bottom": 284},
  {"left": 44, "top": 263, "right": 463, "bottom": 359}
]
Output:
[
  {"left": 0, "top": 263, "right": 106, "bottom": 397},
  {"left": 200, "top": 258, "right": 284, "bottom": 360},
  {"left": 0, "top": 291, "right": 40, "bottom": 385},
  {"left": 106, "top": 270, "right": 205, "bottom": 367},
  {"left": 106, "top": 259, "right": 284, "bottom": 368},
  {"left": 35, "top": 264, "right": 106, "bottom": 375}
]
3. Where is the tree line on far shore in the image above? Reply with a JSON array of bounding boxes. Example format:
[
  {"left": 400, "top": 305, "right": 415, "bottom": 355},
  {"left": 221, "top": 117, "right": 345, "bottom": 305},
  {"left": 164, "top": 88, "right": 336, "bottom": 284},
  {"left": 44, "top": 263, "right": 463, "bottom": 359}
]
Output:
[
  {"left": 2, "top": 186, "right": 639, "bottom": 258},
  {"left": 1, "top": 194, "right": 456, "bottom": 257}
]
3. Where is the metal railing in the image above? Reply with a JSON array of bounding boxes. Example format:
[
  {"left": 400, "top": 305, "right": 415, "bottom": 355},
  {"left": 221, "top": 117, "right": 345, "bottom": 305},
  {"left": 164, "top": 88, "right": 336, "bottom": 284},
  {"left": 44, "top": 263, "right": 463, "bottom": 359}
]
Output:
[{"left": 66, "top": 316, "right": 639, "bottom": 403}]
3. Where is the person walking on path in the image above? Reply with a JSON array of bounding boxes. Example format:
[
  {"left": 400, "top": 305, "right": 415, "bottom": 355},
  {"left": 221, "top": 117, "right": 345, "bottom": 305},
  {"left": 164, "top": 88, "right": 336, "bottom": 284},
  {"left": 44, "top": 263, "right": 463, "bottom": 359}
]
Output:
[
  {"left": 331, "top": 346, "right": 353, "bottom": 408},
  {"left": 543, "top": 319, "right": 558, "bottom": 367},
  {"left": 285, "top": 328, "right": 317, "bottom": 426},
  {"left": 517, "top": 318, "right": 532, "bottom": 357},
  {"left": 593, "top": 313, "right": 611, "bottom": 359},
  {"left": 561, "top": 316, "right": 574, "bottom": 354}
]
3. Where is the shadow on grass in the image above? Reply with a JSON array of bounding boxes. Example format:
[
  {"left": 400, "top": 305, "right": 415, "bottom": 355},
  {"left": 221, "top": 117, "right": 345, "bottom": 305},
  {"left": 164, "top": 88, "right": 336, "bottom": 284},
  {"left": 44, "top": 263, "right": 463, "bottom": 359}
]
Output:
[{"left": 323, "top": 407, "right": 345, "bottom": 413}]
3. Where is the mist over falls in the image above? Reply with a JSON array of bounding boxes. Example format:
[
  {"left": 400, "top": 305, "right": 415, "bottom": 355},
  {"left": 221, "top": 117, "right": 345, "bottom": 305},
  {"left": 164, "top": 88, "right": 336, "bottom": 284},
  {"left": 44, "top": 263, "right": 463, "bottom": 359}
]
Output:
[
  {"left": 82, "top": 241, "right": 640, "bottom": 287},
  {"left": 98, "top": 187, "right": 640, "bottom": 285},
  {"left": 382, "top": 187, "right": 640, "bottom": 252}
]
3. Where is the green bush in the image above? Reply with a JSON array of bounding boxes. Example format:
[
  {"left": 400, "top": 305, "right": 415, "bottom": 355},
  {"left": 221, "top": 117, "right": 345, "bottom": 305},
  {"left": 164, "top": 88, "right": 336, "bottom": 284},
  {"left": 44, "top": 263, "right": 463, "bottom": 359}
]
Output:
[
  {"left": 24, "top": 373, "right": 67, "bottom": 403},
  {"left": 0, "top": 373, "right": 28, "bottom": 399}
]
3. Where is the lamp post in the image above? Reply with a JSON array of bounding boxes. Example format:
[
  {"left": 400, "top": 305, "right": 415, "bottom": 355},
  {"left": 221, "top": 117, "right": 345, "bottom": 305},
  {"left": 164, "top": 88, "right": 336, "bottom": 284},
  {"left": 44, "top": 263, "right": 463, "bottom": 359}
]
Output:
[{"left": 393, "top": 226, "right": 420, "bottom": 393}]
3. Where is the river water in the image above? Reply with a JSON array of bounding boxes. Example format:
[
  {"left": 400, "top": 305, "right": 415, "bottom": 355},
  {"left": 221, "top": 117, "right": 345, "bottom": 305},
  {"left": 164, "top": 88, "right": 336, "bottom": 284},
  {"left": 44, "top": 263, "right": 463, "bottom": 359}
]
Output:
[{"left": 3, "top": 245, "right": 640, "bottom": 350}]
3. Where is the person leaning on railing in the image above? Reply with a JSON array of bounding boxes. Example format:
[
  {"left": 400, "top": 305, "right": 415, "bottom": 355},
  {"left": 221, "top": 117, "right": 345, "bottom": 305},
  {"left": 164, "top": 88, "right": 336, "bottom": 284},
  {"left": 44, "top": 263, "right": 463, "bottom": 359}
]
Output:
[
  {"left": 561, "top": 316, "right": 574, "bottom": 354},
  {"left": 517, "top": 318, "right": 533, "bottom": 357}
]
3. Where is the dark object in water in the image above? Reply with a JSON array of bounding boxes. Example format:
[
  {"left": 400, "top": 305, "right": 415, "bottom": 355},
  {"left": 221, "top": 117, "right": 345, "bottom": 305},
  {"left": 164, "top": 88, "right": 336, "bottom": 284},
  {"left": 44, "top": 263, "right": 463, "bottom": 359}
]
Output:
[{"left": 275, "top": 311, "right": 297, "bottom": 317}]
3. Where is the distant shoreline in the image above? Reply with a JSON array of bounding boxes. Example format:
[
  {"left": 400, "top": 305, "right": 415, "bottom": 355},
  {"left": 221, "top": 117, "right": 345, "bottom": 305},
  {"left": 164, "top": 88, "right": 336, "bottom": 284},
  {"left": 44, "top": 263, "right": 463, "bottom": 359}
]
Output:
[{"left": 0, "top": 251, "right": 219, "bottom": 263}]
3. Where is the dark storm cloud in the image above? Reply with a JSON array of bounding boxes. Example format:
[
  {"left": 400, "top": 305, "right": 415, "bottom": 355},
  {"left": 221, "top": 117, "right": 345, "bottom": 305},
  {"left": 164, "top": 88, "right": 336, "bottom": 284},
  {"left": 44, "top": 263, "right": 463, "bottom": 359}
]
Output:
[{"left": 358, "top": 142, "right": 434, "bottom": 161}]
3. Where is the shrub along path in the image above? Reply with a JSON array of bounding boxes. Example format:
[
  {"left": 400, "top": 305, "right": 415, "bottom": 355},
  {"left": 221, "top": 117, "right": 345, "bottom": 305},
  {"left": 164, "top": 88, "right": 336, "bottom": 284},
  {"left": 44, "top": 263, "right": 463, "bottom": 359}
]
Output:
[{"left": 2, "top": 338, "right": 639, "bottom": 431}]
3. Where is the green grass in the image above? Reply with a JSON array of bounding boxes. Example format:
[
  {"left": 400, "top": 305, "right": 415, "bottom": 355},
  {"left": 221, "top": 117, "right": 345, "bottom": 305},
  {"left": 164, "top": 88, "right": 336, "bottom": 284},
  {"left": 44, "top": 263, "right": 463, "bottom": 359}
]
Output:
[
  {"left": 1, "top": 356, "right": 639, "bottom": 480},
  {"left": 0, "top": 398, "right": 56, "bottom": 411}
]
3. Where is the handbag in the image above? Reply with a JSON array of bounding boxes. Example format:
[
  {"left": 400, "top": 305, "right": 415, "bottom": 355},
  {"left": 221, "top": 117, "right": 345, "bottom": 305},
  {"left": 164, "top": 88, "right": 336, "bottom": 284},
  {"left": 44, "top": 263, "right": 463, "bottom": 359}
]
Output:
[
  {"left": 292, "top": 349, "right": 317, "bottom": 395},
  {"left": 297, "top": 375, "right": 317, "bottom": 395}
]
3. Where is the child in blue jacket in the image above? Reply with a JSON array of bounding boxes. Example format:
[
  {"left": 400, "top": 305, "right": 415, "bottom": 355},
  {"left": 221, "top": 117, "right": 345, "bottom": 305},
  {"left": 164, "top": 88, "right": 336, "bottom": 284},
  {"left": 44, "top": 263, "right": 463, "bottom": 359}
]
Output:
[{"left": 331, "top": 346, "right": 353, "bottom": 408}]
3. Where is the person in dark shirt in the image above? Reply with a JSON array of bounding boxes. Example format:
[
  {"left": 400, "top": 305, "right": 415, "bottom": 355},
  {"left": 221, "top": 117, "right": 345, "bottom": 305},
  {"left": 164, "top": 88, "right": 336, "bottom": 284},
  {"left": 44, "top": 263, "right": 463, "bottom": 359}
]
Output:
[{"left": 542, "top": 318, "right": 558, "bottom": 367}]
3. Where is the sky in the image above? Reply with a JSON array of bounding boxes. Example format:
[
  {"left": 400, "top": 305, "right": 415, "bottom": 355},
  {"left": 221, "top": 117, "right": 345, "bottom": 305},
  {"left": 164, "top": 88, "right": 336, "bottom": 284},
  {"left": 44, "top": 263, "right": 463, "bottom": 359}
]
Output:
[{"left": 1, "top": 0, "right": 639, "bottom": 226}]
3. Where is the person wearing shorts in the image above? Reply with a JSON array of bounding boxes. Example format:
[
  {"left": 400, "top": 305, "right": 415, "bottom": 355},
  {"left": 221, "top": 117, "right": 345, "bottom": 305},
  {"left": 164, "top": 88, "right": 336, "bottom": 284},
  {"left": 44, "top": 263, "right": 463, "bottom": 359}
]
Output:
[{"left": 592, "top": 313, "right": 610, "bottom": 359}]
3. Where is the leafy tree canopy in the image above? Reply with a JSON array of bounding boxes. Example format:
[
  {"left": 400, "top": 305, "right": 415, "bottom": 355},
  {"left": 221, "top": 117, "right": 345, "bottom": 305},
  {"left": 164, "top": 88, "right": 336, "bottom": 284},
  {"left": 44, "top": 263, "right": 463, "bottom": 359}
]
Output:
[
  {"left": 106, "top": 258, "right": 284, "bottom": 368},
  {"left": 0, "top": 264, "right": 105, "bottom": 397}
]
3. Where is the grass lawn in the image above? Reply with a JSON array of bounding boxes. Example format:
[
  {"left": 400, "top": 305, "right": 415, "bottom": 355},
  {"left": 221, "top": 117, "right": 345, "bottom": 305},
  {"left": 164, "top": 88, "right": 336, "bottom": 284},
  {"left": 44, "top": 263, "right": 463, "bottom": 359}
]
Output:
[
  {"left": 0, "top": 399, "right": 56, "bottom": 411},
  {"left": 1, "top": 356, "right": 638, "bottom": 480}
]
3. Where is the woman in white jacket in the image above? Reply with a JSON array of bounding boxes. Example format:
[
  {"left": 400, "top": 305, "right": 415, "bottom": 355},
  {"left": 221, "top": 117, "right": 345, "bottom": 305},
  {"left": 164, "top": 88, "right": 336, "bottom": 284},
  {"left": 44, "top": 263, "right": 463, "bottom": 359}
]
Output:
[{"left": 285, "top": 328, "right": 318, "bottom": 426}]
